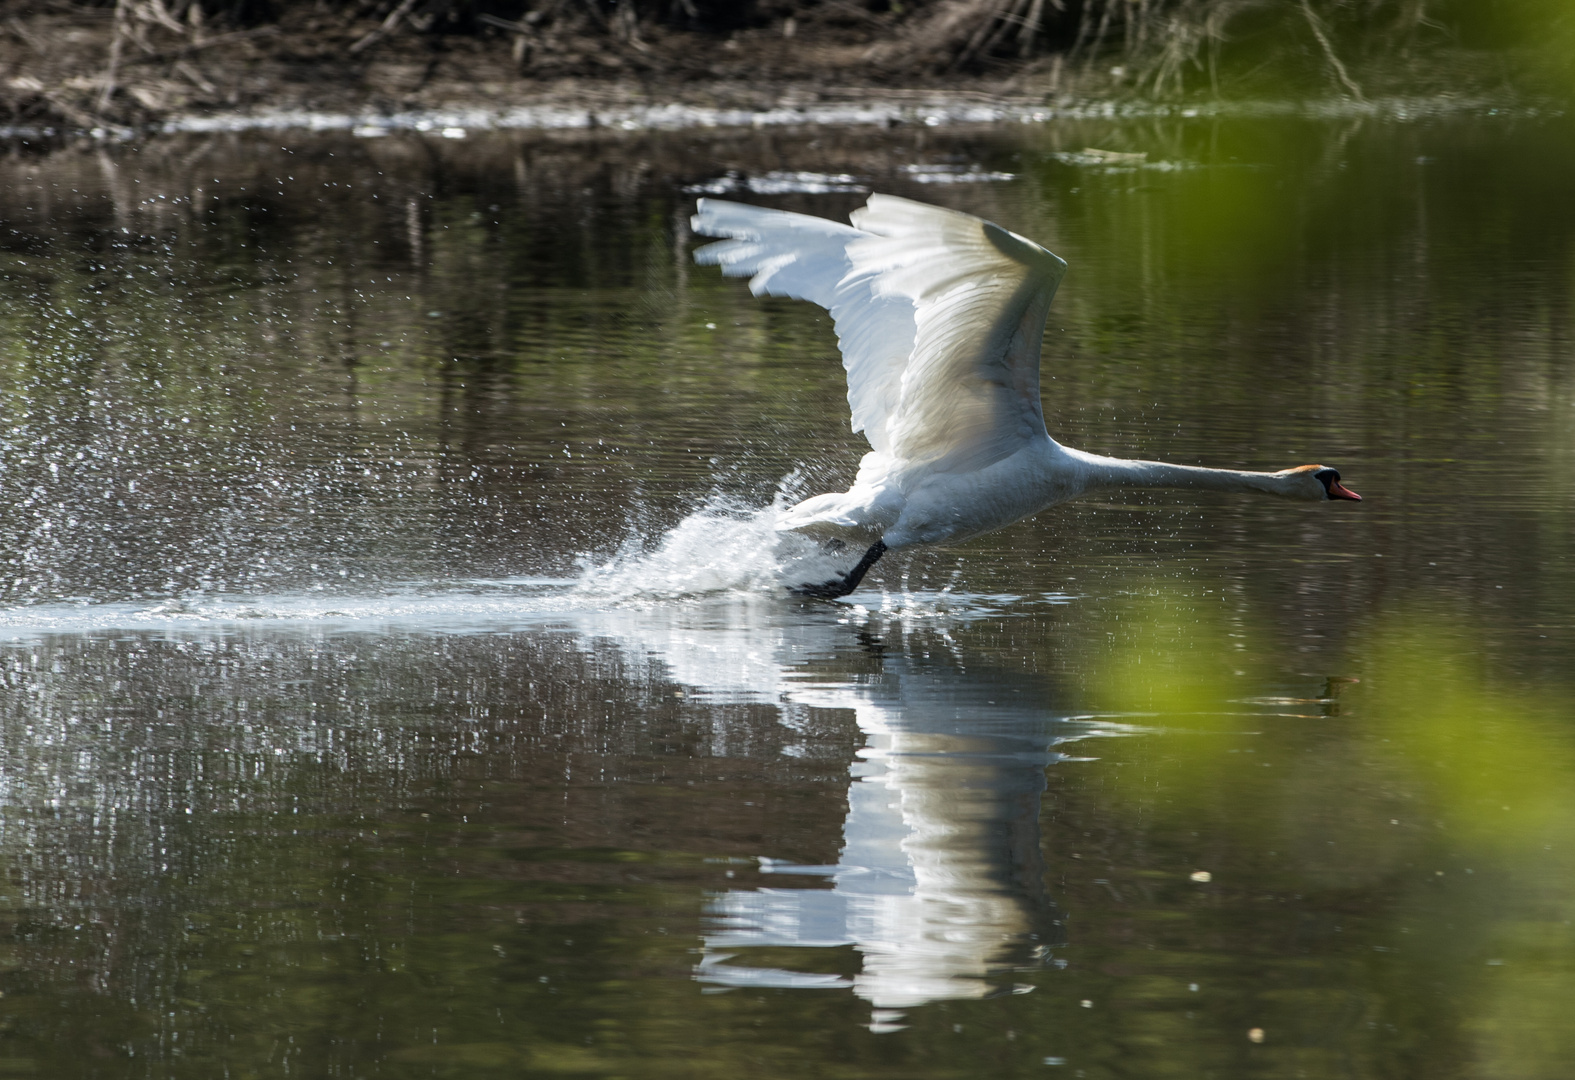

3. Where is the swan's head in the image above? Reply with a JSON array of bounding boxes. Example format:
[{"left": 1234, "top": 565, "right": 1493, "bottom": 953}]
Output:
[{"left": 1282, "top": 465, "right": 1362, "bottom": 502}]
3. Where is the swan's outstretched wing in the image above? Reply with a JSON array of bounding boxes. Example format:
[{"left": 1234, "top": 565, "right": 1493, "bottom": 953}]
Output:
[
  {"left": 692, "top": 194, "right": 1067, "bottom": 473},
  {"left": 690, "top": 198, "right": 916, "bottom": 455}
]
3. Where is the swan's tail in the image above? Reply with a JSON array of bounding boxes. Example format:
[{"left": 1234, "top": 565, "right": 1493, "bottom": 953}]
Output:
[{"left": 775, "top": 452, "right": 904, "bottom": 536}]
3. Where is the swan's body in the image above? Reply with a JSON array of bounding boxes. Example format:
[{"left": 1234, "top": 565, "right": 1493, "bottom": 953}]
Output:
[{"left": 692, "top": 194, "right": 1360, "bottom": 597}]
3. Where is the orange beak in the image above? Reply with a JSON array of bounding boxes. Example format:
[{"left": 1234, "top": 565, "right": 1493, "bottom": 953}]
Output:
[{"left": 1328, "top": 480, "right": 1362, "bottom": 501}]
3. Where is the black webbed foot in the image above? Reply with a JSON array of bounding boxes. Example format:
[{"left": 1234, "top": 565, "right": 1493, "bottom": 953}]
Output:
[
  {"left": 792, "top": 578, "right": 855, "bottom": 599},
  {"left": 791, "top": 540, "right": 887, "bottom": 600}
]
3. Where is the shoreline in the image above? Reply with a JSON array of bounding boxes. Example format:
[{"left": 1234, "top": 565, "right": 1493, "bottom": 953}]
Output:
[{"left": 3, "top": 87, "right": 1548, "bottom": 144}]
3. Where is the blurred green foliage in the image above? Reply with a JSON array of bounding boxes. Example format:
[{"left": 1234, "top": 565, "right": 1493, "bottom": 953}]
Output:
[{"left": 1073, "top": 588, "right": 1575, "bottom": 1077}]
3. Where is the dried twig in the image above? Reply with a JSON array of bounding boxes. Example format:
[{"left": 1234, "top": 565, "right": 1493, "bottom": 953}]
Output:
[
  {"left": 1019, "top": 0, "right": 1050, "bottom": 58},
  {"left": 350, "top": 0, "right": 422, "bottom": 54},
  {"left": 614, "top": 0, "right": 646, "bottom": 49},
  {"left": 97, "top": 0, "right": 131, "bottom": 115},
  {"left": 951, "top": 0, "right": 1035, "bottom": 70},
  {"left": 477, "top": 13, "right": 527, "bottom": 33},
  {"left": 174, "top": 59, "right": 216, "bottom": 93},
  {"left": 138, "top": 0, "right": 188, "bottom": 36},
  {"left": 122, "top": 26, "right": 280, "bottom": 66},
  {"left": 1083, "top": 0, "right": 1115, "bottom": 70},
  {"left": 7, "top": 16, "right": 45, "bottom": 52},
  {"left": 44, "top": 89, "right": 104, "bottom": 130},
  {"left": 1299, "top": 0, "right": 1365, "bottom": 99}
]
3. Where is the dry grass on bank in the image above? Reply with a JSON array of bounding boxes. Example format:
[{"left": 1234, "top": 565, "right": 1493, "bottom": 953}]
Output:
[{"left": 0, "top": 0, "right": 1543, "bottom": 133}]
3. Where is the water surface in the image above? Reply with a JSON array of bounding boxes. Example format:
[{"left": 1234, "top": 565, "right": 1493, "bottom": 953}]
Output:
[{"left": 0, "top": 112, "right": 1572, "bottom": 1077}]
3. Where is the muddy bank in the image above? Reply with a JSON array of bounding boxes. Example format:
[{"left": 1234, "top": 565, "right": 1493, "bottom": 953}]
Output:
[
  {"left": 1, "top": 1, "right": 1532, "bottom": 140},
  {"left": 3, "top": 2, "right": 1059, "bottom": 136}
]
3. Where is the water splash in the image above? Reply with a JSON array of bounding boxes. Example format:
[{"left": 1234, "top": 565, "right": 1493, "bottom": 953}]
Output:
[
  {"left": 573, "top": 492, "right": 853, "bottom": 601},
  {"left": 0, "top": 486, "right": 869, "bottom": 638}
]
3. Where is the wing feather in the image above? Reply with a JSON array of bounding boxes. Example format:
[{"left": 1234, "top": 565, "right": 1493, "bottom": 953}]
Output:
[
  {"left": 692, "top": 194, "right": 1067, "bottom": 472},
  {"left": 693, "top": 199, "right": 915, "bottom": 451}
]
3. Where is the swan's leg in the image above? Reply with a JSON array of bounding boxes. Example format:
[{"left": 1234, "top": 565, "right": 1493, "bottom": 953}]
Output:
[{"left": 794, "top": 540, "right": 887, "bottom": 599}]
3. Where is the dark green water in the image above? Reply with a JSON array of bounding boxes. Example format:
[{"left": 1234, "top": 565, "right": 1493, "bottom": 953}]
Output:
[{"left": 0, "top": 110, "right": 1572, "bottom": 1077}]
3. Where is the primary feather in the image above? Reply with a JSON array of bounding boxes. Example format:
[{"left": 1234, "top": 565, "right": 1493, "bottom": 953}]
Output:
[{"left": 694, "top": 194, "right": 1066, "bottom": 471}]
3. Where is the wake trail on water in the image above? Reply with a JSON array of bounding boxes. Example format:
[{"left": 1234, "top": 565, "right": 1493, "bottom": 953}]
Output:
[{"left": 0, "top": 489, "right": 878, "bottom": 639}]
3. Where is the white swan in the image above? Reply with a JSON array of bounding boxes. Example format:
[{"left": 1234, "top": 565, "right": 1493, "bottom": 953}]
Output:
[{"left": 692, "top": 194, "right": 1361, "bottom": 598}]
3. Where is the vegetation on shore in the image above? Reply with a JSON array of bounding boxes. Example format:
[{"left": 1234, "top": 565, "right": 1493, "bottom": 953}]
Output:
[{"left": 1, "top": 0, "right": 1567, "bottom": 133}]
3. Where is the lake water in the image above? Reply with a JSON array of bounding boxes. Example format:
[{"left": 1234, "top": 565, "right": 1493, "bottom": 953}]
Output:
[{"left": 0, "top": 108, "right": 1572, "bottom": 1077}]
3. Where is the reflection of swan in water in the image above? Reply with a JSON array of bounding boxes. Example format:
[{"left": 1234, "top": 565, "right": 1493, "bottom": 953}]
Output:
[
  {"left": 697, "top": 662, "right": 1091, "bottom": 1018},
  {"left": 570, "top": 594, "right": 1123, "bottom": 1021}
]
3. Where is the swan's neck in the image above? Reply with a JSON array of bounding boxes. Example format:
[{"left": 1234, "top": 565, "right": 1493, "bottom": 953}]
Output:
[{"left": 1070, "top": 450, "right": 1302, "bottom": 499}]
